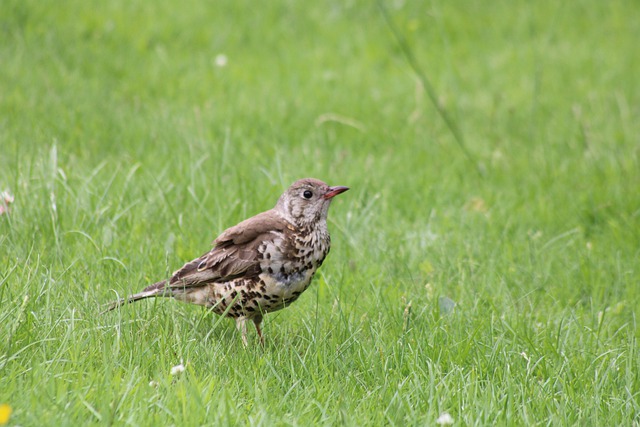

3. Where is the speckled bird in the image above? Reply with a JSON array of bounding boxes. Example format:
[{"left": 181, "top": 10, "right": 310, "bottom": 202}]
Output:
[{"left": 103, "top": 178, "right": 349, "bottom": 345}]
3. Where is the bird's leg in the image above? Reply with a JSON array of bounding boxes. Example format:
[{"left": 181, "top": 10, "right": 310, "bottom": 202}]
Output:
[
  {"left": 236, "top": 317, "right": 249, "bottom": 347},
  {"left": 253, "top": 315, "right": 264, "bottom": 347}
]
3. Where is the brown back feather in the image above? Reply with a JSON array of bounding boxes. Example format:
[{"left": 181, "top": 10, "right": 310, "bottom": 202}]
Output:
[{"left": 164, "top": 210, "right": 289, "bottom": 289}]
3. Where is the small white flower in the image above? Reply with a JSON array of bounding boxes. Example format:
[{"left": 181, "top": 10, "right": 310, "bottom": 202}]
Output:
[
  {"left": 0, "top": 190, "right": 14, "bottom": 215},
  {"left": 170, "top": 363, "right": 185, "bottom": 376},
  {"left": 436, "top": 412, "right": 454, "bottom": 425},
  {"left": 214, "top": 54, "right": 228, "bottom": 67},
  {"left": 1, "top": 191, "right": 14, "bottom": 204},
  {"left": 149, "top": 380, "right": 159, "bottom": 387}
]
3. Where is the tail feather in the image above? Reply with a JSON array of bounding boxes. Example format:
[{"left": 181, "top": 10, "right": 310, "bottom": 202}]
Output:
[
  {"left": 101, "top": 280, "right": 169, "bottom": 314},
  {"left": 142, "top": 279, "right": 170, "bottom": 293}
]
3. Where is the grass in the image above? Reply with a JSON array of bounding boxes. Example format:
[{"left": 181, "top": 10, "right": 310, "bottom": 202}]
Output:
[{"left": 1, "top": 0, "right": 639, "bottom": 425}]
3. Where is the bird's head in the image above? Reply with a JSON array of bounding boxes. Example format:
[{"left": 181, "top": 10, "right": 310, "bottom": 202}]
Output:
[{"left": 276, "top": 178, "right": 349, "bottom": 227}]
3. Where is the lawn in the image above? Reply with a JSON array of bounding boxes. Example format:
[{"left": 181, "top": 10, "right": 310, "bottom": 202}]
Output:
[{"left": 1, "top": 0, "right": 639, "bottom": 425}]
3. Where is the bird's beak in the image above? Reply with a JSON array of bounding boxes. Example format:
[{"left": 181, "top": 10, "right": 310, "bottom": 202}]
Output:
[{"left": 324, "top": 186, "right": 349, "bottom": 199}]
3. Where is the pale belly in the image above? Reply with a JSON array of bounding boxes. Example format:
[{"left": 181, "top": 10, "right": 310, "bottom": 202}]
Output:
[
  {"left": 263, "top": 269, "right": 314, "bottom": 298},
  {"left": 175, "top": 268, "right": 317, "bottom": 317}
]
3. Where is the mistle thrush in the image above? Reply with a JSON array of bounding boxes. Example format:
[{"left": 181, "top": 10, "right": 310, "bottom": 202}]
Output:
[{"left": 103, "top": 178, "right": 349, "bottom": 345}]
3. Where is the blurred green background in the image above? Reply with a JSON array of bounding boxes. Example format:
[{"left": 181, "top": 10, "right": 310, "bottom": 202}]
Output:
[{"left": 1, "top": 0, "right": 639, "bottom": 425}]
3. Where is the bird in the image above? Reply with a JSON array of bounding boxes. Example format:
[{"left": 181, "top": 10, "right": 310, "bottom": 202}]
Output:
[{"left": 103, "top": 178, "right": 349, "bottom": 345}]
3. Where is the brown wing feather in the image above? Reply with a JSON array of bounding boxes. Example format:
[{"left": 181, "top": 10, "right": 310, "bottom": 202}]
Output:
[
  {"left": 214, "top": 210, "right": 290, "bottom": 246},
  {"left": 164, "top": 210, "right": 288, "bottom": 289}
]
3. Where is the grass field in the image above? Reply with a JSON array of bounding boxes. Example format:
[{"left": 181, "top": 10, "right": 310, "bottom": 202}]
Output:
[{"left": 1, "top": 0, "right": 639, "bottom": 425}]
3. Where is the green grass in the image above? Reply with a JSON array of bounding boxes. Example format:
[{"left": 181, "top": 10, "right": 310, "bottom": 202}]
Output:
[{"left": 1, "top": 0, "right": 639, "bottom": 425}]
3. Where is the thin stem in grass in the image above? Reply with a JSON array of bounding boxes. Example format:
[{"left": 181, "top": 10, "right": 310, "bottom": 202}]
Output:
[
  {"left": 376, "top": 0, "right": 483, "bottom": 177},
  {"left": 150, "top": 171, "right": 184, "bottom": 234}
]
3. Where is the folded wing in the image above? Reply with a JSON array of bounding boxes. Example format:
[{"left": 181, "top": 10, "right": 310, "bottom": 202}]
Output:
[{"left": 159, "top": 210, "right": 289, "bottom": 290}]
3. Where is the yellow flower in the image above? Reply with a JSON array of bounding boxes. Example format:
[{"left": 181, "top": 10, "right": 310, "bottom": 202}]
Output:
[{"left": 0, "top": 404, "right": 12, "bottom": 425}]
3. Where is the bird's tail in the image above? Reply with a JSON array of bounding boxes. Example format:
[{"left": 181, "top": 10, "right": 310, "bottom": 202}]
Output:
[{"left": 101, "top": 280, "right": 170, "bottom": 314}]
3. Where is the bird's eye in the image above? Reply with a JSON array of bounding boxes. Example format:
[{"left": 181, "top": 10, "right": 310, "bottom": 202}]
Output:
[{"left": 303, "top": 190, "right": 313, "bottom": 199}]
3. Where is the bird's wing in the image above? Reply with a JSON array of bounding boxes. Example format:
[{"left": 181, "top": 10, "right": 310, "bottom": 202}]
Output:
[{"left": 164, "top": 210, "right": 290, "bottom": 289}]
